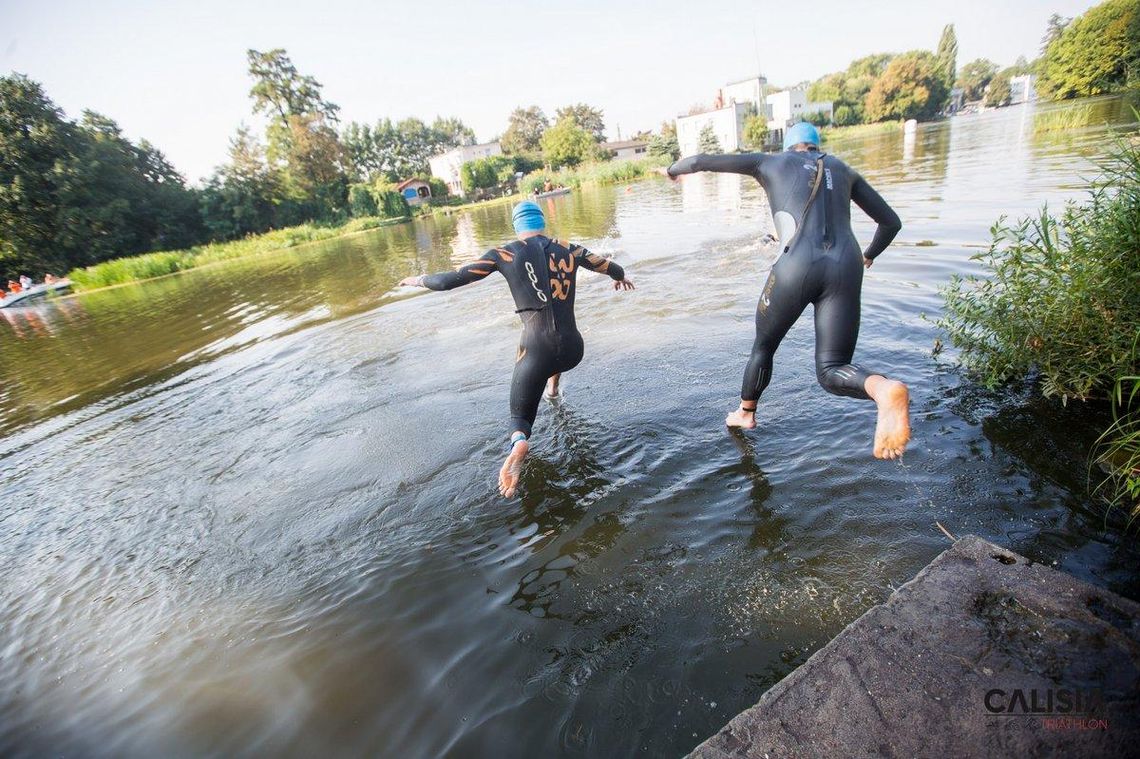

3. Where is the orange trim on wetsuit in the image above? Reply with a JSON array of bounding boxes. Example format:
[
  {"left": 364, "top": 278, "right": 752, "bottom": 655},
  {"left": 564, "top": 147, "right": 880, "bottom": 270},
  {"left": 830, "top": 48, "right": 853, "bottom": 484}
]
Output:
[{"left": 420, "top": 236, "right": 626, "bottom": 436}]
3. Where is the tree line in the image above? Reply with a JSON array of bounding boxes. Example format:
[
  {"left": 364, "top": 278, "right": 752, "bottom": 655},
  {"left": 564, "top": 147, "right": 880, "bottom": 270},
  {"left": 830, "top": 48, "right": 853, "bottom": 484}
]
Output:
[
  {"left": 805, "top": 26, "right": 962, "bottom": 124},
  {"left": 805, "top": 0, "right": 1137, "bottom": 124},
  {"left": 0, "top": 49, "right": 481, "bottom": 280},
  {"left": 0, "top": 75, "right": 204, "bottom": 279},
  {"left": 0, "top": 45, "right": 638, "bottom": 279}
]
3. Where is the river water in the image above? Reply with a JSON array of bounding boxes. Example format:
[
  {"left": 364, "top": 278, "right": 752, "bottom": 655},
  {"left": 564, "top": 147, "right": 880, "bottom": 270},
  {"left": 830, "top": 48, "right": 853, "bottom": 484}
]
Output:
[{"left": 2, "top": 98, "right": 1138, "bottom": 757}]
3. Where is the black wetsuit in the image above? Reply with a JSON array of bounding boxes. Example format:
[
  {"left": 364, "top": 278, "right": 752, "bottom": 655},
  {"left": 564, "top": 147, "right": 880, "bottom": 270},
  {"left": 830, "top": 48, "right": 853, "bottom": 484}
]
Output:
[
  {"left": 421, "top": 236, "right": 626, "bottom": 437},
  {"left": 668, "top": 150, "right": 901, "bottom": 402}
]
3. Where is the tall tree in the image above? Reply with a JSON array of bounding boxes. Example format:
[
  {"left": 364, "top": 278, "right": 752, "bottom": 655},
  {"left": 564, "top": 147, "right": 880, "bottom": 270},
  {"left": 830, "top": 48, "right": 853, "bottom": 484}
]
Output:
[
  {"left": 430, "top": 116, "right": 475, "bottom": 149},
  {"left": 648, "top": 120, "right": 679, "bottom": 160},
  {"left": 0, "top": 74, "right": 75, "bottom": 276},
  {"left": 864, "top": 51, "right": 949, "bottom": 122},
  {"left": 245, "top": 49, "right": 347, "bottom": 219},
  {"left": 395, "top": 117, "right": 470, "bottom": 177},
  {"left": 501, "top": 106, "right": 548, "bottom": 154},
  {"left": 246, "top": 48, "right": 339, "bottom": 163},
  {"left": 935, "top": 24, "right": 958, "bottom": 99},
  {"left": 649, "top": 121, "right": 680, "bottom": 161},
  {"left": 554, "top": 104, "right": 606, "bottom": 142},
  {"left": 1, "top": 73, "right": 209, "bottom": 277},
  {"left": 1041, "top": 13, "right": 1071, "bottom": 54},
  {"left": 200, "top": 126, "right": 281, "bottom": 240},
  {"left": 540, "top": 116, "right": 595, "bottom": 167},
  {"left": 984, "top": 73, "right": 1012, "bottom": 107},
  {"left": 247, "top": 48, "right": 339, "bottom": 125},
  {"left": 807, "top": 53, "right": 895, "bottom": 125},
  {"left": 132, "top": 138, "right": 203, "bottom": 251},
  {"left": 956, "top": 58, "right": 999, "bottom": 101},
  {"left": 280, "top": 113, "right": 347, "bottom": 212},
  {"left": 698, "top": 124, "right": 722, "bottom": 154},
  {"left": 56, "top": 112, "right": 202, "bottom": 263},
  {"left": 741, "top": 116, "right": 769, "bottom": 149},
  {"left": 1037, "top": 0, "right": 1140, "bottom": 100},
  {"left": 341, "top": 121, "right": 379, "bottom": 182}
]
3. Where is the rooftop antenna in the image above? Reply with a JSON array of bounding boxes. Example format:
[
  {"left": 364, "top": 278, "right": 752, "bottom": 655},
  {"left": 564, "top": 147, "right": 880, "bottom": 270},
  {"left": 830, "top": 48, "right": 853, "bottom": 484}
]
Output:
[{"left": 752, "top": 19, "right": 767, "bottom": 109}]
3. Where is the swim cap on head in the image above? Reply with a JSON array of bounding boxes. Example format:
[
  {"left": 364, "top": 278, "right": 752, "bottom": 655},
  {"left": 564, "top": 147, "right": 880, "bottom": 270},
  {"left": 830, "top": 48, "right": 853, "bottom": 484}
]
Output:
[
  {"left": 783, "top": 122, "right": 820, "bottom": 150},
  {"left": 512, "top": 201, "right": 545, "bottom": 234}
]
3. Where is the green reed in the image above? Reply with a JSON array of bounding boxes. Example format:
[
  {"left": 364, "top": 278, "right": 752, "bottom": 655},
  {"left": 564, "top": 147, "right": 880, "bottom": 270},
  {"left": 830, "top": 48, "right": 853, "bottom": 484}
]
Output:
[{"left": 940, "top": 126, "right": 1140, "bottom": 516}]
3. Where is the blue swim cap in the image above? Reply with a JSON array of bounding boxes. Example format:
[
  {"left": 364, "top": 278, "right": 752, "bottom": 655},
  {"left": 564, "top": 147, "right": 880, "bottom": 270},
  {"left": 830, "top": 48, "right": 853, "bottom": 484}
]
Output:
[
  {"left": 512, "top": 201, "right": 545, "bottom": 234},
  {"left": 783, "top": 122, "right": 820, "bottom": 150}
]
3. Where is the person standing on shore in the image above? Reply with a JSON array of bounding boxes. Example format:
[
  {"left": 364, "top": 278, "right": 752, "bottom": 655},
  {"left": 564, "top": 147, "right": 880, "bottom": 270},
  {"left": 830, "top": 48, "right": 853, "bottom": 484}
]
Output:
[
  {"left": 399, "top": 201, "right": 635, "bottom": 496},
  {"left": 666, "top": 122, "right": 910, "bottom": 459}
]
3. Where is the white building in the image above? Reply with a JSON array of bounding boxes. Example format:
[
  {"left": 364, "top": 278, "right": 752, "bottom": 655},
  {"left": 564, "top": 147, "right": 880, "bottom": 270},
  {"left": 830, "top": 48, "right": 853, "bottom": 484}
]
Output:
[
  {"left": 766, "top": 89, "right": 833, "bottom": 133},
  {"left": 602, "top": 139, "right": 650, "bottom": 160},
  {"left": 718, "top": 76, "right": 768, "bottom": 113},
  {"left": 1009, "top": 74, "right": 1037, "bottom": 105},
  {"left": 675, "top": 102, "right": 751, "bottom": 158},
  {"left": 428, "top": 141, "right": 501, "bottom": 197}
]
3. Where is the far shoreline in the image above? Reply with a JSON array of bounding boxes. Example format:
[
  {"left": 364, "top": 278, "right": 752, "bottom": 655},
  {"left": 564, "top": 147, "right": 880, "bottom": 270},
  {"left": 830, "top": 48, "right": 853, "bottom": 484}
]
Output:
[{"left": 64, "top": 160, "right": 668, "bottom": 295}]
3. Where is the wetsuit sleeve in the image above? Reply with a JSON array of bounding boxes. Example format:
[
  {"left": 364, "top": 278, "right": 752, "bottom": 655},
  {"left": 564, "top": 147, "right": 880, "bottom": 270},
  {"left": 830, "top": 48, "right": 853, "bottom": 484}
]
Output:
[
  {"left": 421, "top": 250, "right": 501, "bottom": 290},
  {"left": 851, "top": 176, "right": 902, "bottom": 260},
  {"left": 572, "top": 244, "right": 625, "bottom": 281},
  {"left": 667, "top": 153, "right": 764, "bottom": 177}
]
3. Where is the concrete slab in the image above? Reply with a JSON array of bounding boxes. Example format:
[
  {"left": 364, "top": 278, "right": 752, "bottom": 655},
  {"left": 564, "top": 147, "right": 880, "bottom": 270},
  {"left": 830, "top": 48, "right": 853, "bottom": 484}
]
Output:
[{"left": 688, "top": 535, "right": 1140, "bottom": 759}]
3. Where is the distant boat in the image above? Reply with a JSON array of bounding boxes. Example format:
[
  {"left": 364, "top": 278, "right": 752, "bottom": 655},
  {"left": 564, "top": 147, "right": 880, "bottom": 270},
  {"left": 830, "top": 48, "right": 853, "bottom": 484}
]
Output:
[
  {"left": 533, "top": 187, "right": 572, "bottom": 200},
  {"left": 0, "top": 279, "right": 72, "bottom": 309}
]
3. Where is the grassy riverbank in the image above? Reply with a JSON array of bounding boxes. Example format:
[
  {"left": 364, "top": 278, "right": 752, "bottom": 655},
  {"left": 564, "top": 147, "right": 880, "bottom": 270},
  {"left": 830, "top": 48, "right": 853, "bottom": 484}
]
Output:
[
  {"left": 67, "top": 215, "right": 412, "bottom": 291},
  {"left": 519, "top": 156, "right": 669, "bottom": 194},
  {"left": 821, "top": 120, "right": 905, "bottom": 143},
  {"left": 67, "top": 159, "right": 663, "bottom": 291}
]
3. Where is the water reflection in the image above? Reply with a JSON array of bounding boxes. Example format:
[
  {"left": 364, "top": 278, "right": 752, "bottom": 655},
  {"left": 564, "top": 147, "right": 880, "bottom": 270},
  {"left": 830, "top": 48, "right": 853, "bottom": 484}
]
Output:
[
  {"left": 448, "top": 213, "right": 481, "bottom": 262},
  {"left": 507, "top": 406, "right": 625, "bottom": 619},
  {"left": 0, "top": 213, "right": 490, "bottom": 435},
  {"left": 829, "top": 119, "right": 951, "bottom": 187},
  {"left": 725, "top": 431, "right": 792, "bottom": 551},
  {"left": 680, "top": 172, "right": 746, "bottom": 214}
]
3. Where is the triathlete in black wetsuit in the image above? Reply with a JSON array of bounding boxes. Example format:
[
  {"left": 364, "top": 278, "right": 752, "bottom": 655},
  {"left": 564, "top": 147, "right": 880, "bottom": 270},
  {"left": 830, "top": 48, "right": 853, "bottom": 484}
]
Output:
[
  {"left": 666, "top": 121, "right": 911, "bottom": 459},
  {"left": 399, "top": 201, "right": 634, "bottom": 496}
]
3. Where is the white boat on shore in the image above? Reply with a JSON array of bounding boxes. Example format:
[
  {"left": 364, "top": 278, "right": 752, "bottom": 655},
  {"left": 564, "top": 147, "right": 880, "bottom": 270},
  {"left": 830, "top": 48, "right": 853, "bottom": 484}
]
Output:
[{"left": 0, "top": 279, "right": 72, "bottom": 308}]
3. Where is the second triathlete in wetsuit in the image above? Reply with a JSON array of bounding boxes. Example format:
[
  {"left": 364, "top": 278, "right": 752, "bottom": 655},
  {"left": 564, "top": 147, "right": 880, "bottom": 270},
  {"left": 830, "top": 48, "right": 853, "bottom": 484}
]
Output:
[
  {"left": 666, "top": 121, "right": 911, "bottom": 459},
  {"left": 400, "top": 201, "right": 634, "bottom": 496}
]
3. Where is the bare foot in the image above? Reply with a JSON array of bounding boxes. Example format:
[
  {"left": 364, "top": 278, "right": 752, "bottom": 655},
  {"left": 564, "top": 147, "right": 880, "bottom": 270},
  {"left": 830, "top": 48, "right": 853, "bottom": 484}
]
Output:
[
  {"left": 544, "top": 375, "right": 560, "bottom": 400},
  {"left": 872, "top": 381, "right": 910, "bottom": 459},
  {"left": 725, "top": 407, "right": 757, "bottom": 429},
  {"left": 499, "top": 439, "right": 529, "bottom": 497}
]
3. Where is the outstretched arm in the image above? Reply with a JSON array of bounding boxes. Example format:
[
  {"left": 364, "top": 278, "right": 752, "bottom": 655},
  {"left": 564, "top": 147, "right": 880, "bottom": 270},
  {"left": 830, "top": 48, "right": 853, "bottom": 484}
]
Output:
[
  {"left": 852, "top": 176, "right": 902, "bottom": 264},
  {"left": 401, "top": 250, "right": 500, "bottom": 290},
  {"left": 667, "top": 153, "right": 764, "bottom": 178},
  {"left": 572, "top": 244, "right": 634, "bottom": 291}
]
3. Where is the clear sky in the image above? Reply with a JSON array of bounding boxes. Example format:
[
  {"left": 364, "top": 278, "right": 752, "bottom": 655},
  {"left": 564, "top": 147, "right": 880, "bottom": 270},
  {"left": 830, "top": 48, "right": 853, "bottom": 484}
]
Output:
[{"left": 2, "top": 0, "right": 1099, "bottom": 183}]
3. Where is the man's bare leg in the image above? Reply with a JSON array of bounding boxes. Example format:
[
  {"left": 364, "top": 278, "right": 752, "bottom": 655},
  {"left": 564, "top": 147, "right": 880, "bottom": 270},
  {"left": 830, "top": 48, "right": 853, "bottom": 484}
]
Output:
[
  {"left": 544, "top": 373, "right": 561, "bottom": 400},
  {"left": 725, "top": 400, "right": 758, "bottom": 429},
  {"left": 499, "top": 432, "right": 529, "bottom": 498},
  {"left": 864, "top": 375, "right": 910, "bottom": 459}
]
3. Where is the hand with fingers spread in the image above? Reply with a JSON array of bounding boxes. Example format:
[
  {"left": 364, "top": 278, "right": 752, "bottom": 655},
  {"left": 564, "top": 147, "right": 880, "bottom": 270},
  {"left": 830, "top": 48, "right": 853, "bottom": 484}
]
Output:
[{"left": 613, "top": 278, "right": 635, "bottom": 291}]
